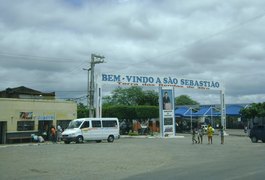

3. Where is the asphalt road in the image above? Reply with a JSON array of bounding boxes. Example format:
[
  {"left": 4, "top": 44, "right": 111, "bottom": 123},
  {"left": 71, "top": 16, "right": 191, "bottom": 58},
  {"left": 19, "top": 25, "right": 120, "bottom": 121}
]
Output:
[{"left": 0, "top": 135, "right": 265, "bottom": 180}]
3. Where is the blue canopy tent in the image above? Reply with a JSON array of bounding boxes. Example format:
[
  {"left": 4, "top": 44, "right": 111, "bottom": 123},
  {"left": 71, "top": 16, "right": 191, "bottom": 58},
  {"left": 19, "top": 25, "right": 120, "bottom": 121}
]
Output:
[
  {"left": 175, "top": 106, "right": 220, "bottom": 117},
  {"left": 226, "top": 105, "right": 244, "bottom": 116},
  {"left": 175, "top": 107, "right": 193, "bottom": 117},
  {"left": 193, "top": 106, "right": 221, "bottom": 117},
  {"left": 175, "top": 105, "right": 244, "bottom": 118},
  {"left": 175, "top": 105, "right": 246, "bottom": 130}
]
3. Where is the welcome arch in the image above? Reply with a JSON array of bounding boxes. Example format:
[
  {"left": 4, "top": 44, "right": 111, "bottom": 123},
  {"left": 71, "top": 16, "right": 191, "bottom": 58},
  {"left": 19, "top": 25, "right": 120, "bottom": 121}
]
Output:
[{"left": 97, "top": 73, "right": 225, "bottom": 137}]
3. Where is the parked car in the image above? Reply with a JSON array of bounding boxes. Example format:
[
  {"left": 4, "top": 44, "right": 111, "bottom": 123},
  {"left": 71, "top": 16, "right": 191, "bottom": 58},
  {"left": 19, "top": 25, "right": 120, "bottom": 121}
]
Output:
[{"left": 249, "top": 125, "right": 265, "bottom": 143}]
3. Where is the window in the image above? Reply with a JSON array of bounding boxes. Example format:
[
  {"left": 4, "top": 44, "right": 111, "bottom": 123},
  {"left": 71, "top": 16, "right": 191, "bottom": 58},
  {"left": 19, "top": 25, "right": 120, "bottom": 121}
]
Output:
[
  {"left": 92, "top": 121, "right": 101, "bottom": 128},
  {"left": 17, "top": 121, "right": 35, "bottom": 131},
  {"left": 68, "top": 120, "right": 83, "bottom": 129},
  {"left": 102, "top": 120, "right": 117, "bottom": 127},
  {"left": 81, "top": 121, "right": 89, "bottom": 129}
]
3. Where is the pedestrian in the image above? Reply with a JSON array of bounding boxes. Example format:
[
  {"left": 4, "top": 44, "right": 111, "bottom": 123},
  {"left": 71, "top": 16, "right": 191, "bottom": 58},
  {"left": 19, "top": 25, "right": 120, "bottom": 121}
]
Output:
[
  {"left": 198, "top": 126, "right": 204, "bottom": 144},
  {"left": 192, "top": 128, "right": 197, "bottom": 144},
  {"left": 244, "top": 126, "right": 248, "bottom": 133},
  {"left": 207, "top": 124, "right": 214, "bottom": 144},
  {"left": 50, "top": 125, "right": 57, "bottom": 143},
  {"left": 57, "top": 125, "right": 63, "bottom": 142},
  {"left": 219, "top": 125, "right": 224, "bottom": 144}
]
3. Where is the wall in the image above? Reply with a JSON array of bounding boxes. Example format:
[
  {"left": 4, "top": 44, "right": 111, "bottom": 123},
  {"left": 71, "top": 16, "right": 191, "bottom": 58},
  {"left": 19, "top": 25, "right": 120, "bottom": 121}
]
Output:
[{"left": 0, "top": 98, "right": 77, "bottom": 138}]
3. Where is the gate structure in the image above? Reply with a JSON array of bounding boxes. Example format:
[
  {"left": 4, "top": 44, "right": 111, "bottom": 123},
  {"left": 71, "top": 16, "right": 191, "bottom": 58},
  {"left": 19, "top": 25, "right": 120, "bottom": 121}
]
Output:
[{"left": 98, "top": 73, "right": 225, "bottom": 137}]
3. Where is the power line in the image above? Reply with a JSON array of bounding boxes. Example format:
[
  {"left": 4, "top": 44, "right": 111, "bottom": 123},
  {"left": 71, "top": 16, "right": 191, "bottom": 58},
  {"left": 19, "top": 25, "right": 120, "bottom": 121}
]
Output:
[{"left": 0, "top": 51, "right": 86, "bottom": 63}]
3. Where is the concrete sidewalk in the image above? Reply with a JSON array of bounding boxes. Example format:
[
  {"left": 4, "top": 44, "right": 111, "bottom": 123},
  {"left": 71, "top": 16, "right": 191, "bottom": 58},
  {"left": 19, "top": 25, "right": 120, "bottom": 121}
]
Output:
[
  {"left": 121, "top": 129, "right": 248, "bottom": 139},
  {"left": 224, "top": 129, "right": 248, "bottom": 137},
  {"left": 0, "top": 129, "right": 248, "bottom": 148}
]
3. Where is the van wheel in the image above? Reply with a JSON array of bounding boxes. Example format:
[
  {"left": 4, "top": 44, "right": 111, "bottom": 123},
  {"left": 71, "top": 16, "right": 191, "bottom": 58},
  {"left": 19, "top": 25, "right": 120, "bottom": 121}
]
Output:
[
  {"left": 64, "top": 141, "right": 70, "bottom": 144},
  {"left": 76, "top": 136, "right": 83, "bottom": 143},
  {"left": 251, "top": 136, "right": 258, "bottom": 143},
  {"left": 107, "top": 135, "right": 114, "bottom": 143}
]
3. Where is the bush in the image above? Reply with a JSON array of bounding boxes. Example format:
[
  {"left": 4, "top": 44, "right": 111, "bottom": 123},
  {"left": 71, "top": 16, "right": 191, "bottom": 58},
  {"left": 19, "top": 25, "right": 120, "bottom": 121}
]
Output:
[{"left": 128, "top": 132, "right": 139, "bottom": 136}]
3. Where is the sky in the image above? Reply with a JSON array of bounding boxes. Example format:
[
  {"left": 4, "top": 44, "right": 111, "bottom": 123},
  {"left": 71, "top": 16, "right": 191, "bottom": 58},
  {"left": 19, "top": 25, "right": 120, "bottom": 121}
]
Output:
[{"left": 0, "top": 0, "right": 265, "bottom": 105}]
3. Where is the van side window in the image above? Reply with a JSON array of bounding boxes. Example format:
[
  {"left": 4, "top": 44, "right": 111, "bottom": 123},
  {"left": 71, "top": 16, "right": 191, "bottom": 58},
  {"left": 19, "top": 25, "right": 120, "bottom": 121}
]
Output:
[
  {"left": 81, "top": 121, "right": 89, "bottom": 129},
  {"left": 92, "top": 120, "right": 101, "bottom": 128},
  {"left": 102, "top": 120, "right": 117, "bottom": 127}
]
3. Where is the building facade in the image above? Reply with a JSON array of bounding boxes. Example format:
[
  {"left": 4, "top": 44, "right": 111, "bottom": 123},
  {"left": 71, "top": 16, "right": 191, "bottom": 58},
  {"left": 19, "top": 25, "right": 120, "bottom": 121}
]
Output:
[{"left": 0, "top": 87, "right": 77, "bottom": 144}]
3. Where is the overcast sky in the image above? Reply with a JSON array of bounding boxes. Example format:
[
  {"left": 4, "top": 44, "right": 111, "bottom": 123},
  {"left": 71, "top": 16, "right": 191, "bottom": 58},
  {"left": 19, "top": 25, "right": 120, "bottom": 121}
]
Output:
[{"left": 0, "top": 0, "right": 265, "bottom": 105}]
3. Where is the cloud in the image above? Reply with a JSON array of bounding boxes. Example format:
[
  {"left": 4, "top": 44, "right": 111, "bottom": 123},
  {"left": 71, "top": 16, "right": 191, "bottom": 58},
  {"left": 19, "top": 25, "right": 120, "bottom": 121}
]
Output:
[{"left": 0, "top": 0, "right": 265, "bottom": 104}]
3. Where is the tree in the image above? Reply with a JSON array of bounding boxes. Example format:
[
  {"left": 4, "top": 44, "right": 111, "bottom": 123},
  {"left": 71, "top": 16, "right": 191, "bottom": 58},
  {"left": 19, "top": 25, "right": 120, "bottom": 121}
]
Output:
[
  {"left": 103, "top": 105, "right": 137, "bottom": 120},
  {"left": 135, "top": 106, "right": 159, "bottom": 120},
  {"left": 77, "top": 102, "right": 88, "bottom": 118},
  {"left": 143, "top": 90, "right": 159, "bottom": 106},
  {"left": 175, "top": 95, "right": 199, "bottom": 106},
  {"left": 240, "top": 102, "right": 265, "bottom": 119},
  {"left": 102, "top": 87, "right": 159, "bottom": 133},
  {"left": 102, "top": 86, "right": 158, "bottom": 106}
]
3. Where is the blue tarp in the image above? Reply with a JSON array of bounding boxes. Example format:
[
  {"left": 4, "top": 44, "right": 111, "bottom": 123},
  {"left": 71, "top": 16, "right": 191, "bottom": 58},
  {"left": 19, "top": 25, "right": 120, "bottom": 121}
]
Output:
[
  {"left": 175, "top": 107, "right": 191, "bottom": 117},
  {"left": 175, "top": 104, "right": 244, "bottom": 117},
  {"left": 192, "top": 106, "right": 220, "bottom": 116},
  {"left": 226, "top": 105, "right": 244, "bottom": 116}
]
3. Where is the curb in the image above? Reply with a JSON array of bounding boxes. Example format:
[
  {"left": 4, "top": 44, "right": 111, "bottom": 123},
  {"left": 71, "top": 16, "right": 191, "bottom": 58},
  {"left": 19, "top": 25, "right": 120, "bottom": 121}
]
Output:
[{"left": 121, "top": 135, "right": 185, "bottom": 139}]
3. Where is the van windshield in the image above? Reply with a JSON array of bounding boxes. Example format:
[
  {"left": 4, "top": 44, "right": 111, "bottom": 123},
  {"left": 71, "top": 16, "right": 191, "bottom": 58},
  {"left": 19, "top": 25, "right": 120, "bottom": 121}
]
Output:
[{"left": 67, "top": 120, "right": 82, "bottom": 129}]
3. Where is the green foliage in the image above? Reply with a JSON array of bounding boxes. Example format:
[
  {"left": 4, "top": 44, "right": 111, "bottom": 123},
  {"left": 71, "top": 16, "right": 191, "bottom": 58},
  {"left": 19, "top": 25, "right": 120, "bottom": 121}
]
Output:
[
  {"left": 135, "top": 106, "right": 159, "bottom": 119},
  {"left": 102, "top": 105, "right": 158, "bottom": 120},
  {"left": 142, "top": 90, "right": 159, "bottom": 106},
  {"left": 175, "top": 95, "right": 199, "bottom": 105},
  {"left": 102, "top": 87, "right": 158, "bottom": 106},
  {"left": 102, "top": 105, "right": 136, "bottom": 120},
  {"left": 77, "top": 102, "right": 88, "bottom": 118},
  {"left": 128, "top": 131, "right": 139, "bottom": 136},
  {"left": 240, "top": 102, "right": 265, "bottom": 119}
]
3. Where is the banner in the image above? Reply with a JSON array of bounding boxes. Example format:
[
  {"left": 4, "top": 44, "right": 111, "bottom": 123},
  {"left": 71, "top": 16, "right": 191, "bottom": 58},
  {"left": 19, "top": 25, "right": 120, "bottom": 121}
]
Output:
[
  {"left": 101, "top": 73, "right": 222, "bottom": 91},
  {"left": 160, "top": 88, "right": 175, "bottom": 137}
]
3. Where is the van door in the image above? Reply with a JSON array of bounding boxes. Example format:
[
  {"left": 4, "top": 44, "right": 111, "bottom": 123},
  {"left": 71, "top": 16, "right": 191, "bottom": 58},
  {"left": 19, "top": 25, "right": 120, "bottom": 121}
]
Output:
[
  {"left": 80, "top": 121, "right": 90, "bottom": 140},
  {"left": 91, "top": 120, "right": 102, "bottom": 140},
  {"left": 102, "top": 120, "right": 119, "bottom": 138}
]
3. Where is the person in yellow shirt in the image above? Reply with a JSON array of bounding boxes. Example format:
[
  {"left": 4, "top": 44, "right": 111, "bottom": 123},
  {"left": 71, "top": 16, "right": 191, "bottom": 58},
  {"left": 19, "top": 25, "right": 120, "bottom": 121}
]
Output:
[{"left": 207, "top": 124, "right": 214, "bottom": 144}]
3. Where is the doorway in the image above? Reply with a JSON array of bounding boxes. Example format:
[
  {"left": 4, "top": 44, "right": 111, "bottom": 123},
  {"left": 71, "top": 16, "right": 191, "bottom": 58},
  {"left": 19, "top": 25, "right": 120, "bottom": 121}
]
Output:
[
  {"left": 38, "top": 120, "right": 53, "bottom": 141},
  {"left": 0, "top": 122, "right": 7, "bottom": 144}
]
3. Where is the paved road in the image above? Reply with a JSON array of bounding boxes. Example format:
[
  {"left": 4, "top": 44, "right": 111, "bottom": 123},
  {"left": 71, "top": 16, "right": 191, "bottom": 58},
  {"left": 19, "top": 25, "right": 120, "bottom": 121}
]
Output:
[{"left": 0, "top": 135, "right": 264, "bottom": 180}]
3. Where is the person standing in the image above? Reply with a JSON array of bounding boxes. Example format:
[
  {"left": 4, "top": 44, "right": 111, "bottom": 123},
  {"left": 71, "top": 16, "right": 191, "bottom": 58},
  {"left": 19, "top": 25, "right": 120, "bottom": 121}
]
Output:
[
  {"left": 50, "top": 125, "right": 56, "bottom": 143},
  {"left": 219, "top": 125, "right": 224, "bottom": 144},
  {"left": 198, "top": 126, "right": 204, "bottom": 144},
  {"left": 192, "top": 128, "right": 197, "bottom": 144},
  {"left": 57, "top": 125, "right": 63, "bottom": 142},
  {"left": 207, "top": 124, "right": 214, "bottom": 144}
]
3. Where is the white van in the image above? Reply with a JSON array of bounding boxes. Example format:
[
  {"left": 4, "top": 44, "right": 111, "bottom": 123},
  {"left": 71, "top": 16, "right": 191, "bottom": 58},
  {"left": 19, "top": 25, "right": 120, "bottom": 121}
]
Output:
[{"left": 62, "top": 118, "right": 120, "bottom": 144}]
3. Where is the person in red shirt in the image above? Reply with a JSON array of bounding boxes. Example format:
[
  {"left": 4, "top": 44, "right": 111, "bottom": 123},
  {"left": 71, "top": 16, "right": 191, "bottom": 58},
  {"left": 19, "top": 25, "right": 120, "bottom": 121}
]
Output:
[{"left": 50, "top": 126, "right": 56, "bottom": 143}]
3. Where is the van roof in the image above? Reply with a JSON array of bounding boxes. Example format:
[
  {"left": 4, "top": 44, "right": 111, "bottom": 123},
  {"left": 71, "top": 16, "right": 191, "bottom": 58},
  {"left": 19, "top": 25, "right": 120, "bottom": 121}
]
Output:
[{"left": 72, "top": 117, "right": 118, "bottom": 121}]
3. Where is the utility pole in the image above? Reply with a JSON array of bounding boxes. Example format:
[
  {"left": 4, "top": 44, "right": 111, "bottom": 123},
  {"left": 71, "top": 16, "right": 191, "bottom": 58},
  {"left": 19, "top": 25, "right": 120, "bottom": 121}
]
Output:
[
  {"left": 83, "top": 67, "right": 91, "bottom": 116},
  {"left": 89, "top": 54, "right": 105, "bottom": 117}
]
